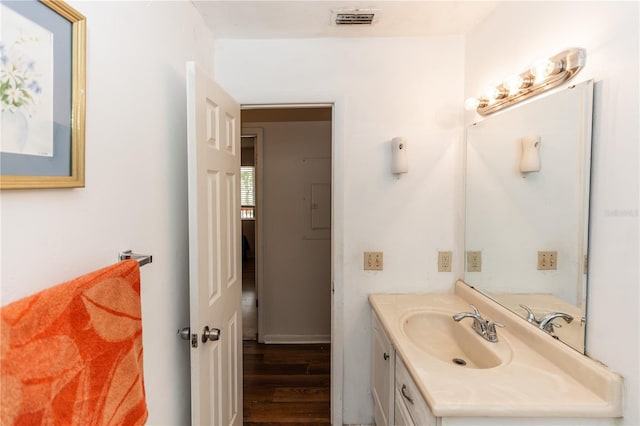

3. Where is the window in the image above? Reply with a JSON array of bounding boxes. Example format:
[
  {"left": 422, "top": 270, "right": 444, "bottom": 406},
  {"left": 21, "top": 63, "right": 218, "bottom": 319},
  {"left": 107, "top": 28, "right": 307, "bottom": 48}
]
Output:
[{"left": 240, "top": 166, "right": 255, "bottom": 219}]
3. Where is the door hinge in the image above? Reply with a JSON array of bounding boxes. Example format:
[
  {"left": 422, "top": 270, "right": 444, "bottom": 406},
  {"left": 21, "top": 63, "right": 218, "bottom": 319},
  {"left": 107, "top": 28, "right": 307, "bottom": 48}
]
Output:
[{"left": 256, "top": 299, "right": 259, "bottom": 308}]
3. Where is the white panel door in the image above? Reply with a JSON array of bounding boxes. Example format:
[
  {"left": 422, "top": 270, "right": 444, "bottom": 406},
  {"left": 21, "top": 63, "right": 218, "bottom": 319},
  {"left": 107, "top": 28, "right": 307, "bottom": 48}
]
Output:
[{"left": 186, "top": 61, "right": 242, "bottom": 426}]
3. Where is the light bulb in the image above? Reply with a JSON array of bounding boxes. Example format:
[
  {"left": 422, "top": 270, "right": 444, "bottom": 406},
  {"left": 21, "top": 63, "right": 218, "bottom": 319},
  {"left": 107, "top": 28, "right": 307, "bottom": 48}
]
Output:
[
  {"left": 464, "top": 97, "right": 489, "bottom": 111},
  {"left": 482, "top": 86, "right": 508, "bottom": 103},
  {"left": 464, "top": 97, "right": 480, "bottom": 111},
  {"left": 503, "top": 74, "right": 524, "bottom": 94},
  {"left": 530, "top": 58, "right": 564, "bottom": 80},
  {"left": 482, "top": 86, "right": 499, "bottom": 101}
]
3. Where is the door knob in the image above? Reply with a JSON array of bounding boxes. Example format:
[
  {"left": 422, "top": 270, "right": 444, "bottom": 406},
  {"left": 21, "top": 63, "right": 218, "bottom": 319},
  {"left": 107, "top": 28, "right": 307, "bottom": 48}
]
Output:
[
  {"left": 202, "top": 326, "right": 221, "bottom": 343},
  {"left": 179, "top": 326, "right": 199, "bottom": 348},
  {"left": 178, "top": 327, "right": 190, "bottom": 340}
]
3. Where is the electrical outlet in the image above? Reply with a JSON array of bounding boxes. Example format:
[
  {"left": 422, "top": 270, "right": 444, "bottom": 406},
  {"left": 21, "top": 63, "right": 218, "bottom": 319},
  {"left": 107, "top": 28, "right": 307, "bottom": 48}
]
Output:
[
  {"left": 438, "top": 251, "right": 452, "bottom": 272},
  {"left": 467, "top": 251, "right": 482, "bottom": 272},
  {"left": 364, "top": 251, "right": 383, "bottom": 271},
  {"left": 537, "top": 251, "right": 557, "bottom": 270}
]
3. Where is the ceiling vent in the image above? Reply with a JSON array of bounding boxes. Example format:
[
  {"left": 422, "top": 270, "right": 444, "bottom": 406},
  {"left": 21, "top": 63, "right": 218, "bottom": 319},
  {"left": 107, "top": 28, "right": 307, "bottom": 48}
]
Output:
[{"left": 332, "top": 9, "right": 378, "bottom": 25}]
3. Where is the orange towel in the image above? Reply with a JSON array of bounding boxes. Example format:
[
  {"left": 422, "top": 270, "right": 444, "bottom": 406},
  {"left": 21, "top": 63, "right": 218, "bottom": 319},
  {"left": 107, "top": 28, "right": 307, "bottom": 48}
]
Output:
[{"left": 1, "top": 260, "right": 148, "bottom": 426}]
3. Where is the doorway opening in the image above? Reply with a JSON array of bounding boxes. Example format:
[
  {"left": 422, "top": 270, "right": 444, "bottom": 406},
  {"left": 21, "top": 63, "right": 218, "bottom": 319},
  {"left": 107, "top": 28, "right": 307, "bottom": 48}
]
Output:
[
  {"left": 241, "top": 133, "right": 259, "bottom": 341},
  {"left": 240, "top": 106, "right": 332, "bottom": 424}
]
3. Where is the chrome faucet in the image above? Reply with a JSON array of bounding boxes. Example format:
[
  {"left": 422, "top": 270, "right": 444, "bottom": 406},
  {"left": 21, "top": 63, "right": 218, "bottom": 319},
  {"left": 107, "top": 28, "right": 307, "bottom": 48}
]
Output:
[
  {"left": 519, "top": 304, "right": 573, "bottom": 334},
  {"left": 453, "top": 304, "right": 504, "bottom": 342},
  {"left": 538, "top": 312, "right": 573, "bottom": 333}
]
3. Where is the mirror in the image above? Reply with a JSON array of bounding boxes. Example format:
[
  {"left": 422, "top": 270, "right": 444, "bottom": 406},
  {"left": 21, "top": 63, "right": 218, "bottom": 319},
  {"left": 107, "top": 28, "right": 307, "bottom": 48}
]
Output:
[{"left": 464, "top": 80, "right": 593, "bottom": 353}]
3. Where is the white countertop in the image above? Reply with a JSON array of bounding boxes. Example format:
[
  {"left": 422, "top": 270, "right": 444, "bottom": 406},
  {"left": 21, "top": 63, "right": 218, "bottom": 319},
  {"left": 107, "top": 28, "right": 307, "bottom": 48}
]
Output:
[{"left": 369, "top": 281, "right": 623, "bottom": 418}]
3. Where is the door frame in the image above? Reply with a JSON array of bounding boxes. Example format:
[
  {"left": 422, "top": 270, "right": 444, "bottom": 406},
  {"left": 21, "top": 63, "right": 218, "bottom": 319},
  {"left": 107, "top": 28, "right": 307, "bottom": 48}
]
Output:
[{"left": 240, "top": 101, "right": 344, "bottom": 426}]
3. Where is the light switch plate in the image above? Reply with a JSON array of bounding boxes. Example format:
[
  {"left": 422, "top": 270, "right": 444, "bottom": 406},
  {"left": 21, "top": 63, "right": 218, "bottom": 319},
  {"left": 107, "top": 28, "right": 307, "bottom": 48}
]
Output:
[
  {"left": 537, "top": 251, "right": 557, "bottom": 270},
  {"left": 364, "top": 251, "right": 383, "bottom": 270}
]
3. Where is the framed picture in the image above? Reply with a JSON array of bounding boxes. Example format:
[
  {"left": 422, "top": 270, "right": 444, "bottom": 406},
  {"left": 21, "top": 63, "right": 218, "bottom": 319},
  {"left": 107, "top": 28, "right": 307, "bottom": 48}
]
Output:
[{"left": 1, "top": 0, "right": 86, "bottom": 189}]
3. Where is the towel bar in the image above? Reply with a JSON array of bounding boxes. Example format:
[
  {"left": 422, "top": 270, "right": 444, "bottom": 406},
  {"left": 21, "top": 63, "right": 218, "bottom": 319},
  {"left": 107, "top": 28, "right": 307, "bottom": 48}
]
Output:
[{"left": 118, "top": 250, "right": 152, "bottom": 267}]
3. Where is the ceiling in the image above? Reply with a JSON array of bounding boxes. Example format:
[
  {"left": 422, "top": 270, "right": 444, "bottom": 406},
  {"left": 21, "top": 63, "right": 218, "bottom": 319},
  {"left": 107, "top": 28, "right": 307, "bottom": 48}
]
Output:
[{"left": 192, "top": 1, "right": 499, "bottom": 39}]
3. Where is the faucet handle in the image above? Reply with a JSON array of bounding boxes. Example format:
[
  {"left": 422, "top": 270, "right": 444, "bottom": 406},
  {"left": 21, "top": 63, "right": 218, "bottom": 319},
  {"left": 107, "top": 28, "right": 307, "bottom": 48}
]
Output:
[
  {"left": 519, "top": 304, "right": 537, "bottom": 323},
  {"left": 469, "top": 304, "right": 481, "bottom": 316},
  {"left": 485, "top": 320, "right": 504, "bottom": 342},
  {"left": 487, "top": 320, "right": 504, "bottom": 331},
  {"left": 541, "top": 321, "right": 563, "bottom": 333}
]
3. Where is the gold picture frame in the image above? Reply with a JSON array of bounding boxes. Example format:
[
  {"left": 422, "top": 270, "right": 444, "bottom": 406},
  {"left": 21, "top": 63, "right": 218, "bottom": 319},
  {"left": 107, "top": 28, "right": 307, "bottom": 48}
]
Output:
[{"left": 0, "top": 0, "right": 86, "bottom": 189}]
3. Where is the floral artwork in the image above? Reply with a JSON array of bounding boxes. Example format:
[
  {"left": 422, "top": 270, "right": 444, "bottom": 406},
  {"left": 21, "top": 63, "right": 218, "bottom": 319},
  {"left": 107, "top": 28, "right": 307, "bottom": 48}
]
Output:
[{"left": 0, "top": 4, "right": 53, "bottom": 157}]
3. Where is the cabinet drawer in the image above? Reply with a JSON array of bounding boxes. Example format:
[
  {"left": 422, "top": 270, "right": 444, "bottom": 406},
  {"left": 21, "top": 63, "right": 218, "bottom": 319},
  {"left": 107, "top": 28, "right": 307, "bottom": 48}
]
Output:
[
  {"left": 395, "top": 387, "right": 415, "bottom": 426},
  {"left": 395, "top": 357, "right": 438, "bottom": 426}
]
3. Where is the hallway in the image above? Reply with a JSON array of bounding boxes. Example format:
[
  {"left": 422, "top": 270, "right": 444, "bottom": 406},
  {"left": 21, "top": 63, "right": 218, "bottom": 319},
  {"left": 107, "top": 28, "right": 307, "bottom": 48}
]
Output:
[
  {"left": 242, "top": 250, "right": 330, "bottom": 424},
  {"left": 243, "top": 341, "right": 331, "bottom": 424}
]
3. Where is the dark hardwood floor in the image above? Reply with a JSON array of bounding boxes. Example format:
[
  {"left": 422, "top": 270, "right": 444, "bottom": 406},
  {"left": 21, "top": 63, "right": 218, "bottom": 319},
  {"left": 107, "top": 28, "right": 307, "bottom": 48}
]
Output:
[
  {"left": 242, "top": 257, "right": 257, "bottom": 340},
  {"left": 243, "top": 341, "right": 331, "bottom": 425}
]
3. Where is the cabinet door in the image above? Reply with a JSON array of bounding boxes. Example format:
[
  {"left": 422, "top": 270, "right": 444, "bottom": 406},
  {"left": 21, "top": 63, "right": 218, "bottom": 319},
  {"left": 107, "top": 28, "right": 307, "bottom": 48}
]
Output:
[
  {"left": 372, "top": 312, "right": 394, "bottom": 426},
  {"left": 396, "top": 357, "right": 439, "bottom": 426}
]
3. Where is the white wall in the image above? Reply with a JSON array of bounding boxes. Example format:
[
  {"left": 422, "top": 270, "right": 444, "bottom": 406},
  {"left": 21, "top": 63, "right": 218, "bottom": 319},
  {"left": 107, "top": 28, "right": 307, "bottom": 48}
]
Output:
[
  {"left": 0, "top": 1, "right": 215, "bottom": 424},
  {"left": 464, "top": 2, "right": 639, "bottom": 425},
  {"left": 244, "top": 120, "right": 332, "bottom": 342},
  {"left": 216, "top": 36, "right": 465, "bottom": 423}
]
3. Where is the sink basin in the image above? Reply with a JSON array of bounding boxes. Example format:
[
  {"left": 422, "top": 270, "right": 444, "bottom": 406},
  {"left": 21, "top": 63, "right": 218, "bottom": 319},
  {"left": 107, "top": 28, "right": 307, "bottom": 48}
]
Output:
[{"left": 400, "top": 310, "right": 512, "bottom": 369}]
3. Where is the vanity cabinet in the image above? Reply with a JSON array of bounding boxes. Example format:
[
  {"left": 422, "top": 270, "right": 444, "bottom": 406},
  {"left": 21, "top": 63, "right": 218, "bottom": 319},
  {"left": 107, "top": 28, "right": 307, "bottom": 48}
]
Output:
[
  {"left": 370, "top": 291, "right": 622, "bottom": 426},
  {"left": 372, "top": 311, "right": 395, "bottom": 426}
]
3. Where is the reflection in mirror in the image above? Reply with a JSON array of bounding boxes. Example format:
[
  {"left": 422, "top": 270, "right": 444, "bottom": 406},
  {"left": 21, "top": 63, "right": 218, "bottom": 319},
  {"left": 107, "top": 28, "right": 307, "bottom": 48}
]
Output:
[{"left": 464, "top": 80, "right": 593, "bottom": 353}]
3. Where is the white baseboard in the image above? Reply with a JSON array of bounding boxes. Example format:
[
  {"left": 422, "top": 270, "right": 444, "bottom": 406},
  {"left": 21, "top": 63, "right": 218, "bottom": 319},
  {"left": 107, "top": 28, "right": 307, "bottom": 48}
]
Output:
[{"left": 262, "top": 334, "right": 331, "bottom": 344}]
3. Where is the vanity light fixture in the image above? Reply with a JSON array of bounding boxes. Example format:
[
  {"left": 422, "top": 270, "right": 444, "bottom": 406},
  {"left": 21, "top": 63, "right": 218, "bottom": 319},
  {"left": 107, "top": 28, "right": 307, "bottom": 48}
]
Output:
[{"left": 465, "top": 48, "right": 586, "bottom": 115}]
